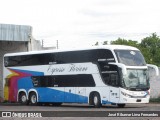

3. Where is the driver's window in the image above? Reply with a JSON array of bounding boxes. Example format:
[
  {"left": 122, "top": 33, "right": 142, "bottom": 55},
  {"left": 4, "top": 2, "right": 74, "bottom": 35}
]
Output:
[{"left": 110, "top": 73, "right": 118, "bottom": 86}]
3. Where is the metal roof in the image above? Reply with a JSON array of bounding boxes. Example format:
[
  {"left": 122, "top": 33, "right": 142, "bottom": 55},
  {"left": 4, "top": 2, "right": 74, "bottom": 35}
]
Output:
[{"left": 0, "top": 24, "right": 32, "bottom": 41}]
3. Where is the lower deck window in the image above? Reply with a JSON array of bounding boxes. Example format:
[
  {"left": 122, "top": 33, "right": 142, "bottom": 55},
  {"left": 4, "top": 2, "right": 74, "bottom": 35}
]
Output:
[{"left": 32, "top": 74, "right": 95, "bottom": 87}]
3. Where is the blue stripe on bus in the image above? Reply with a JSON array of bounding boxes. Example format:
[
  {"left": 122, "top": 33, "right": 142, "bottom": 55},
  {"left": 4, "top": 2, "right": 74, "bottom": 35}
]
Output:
[{"left": 102, "top": 100, "right": 113, "bottom": 105}]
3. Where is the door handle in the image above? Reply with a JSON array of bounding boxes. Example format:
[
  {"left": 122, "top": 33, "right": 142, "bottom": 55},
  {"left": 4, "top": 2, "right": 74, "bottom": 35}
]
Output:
[{"left": 110, "top": 90, "right": 112, "bottom": 92}]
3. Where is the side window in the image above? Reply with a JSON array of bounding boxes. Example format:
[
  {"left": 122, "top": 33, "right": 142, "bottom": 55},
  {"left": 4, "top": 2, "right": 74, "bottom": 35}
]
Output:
[
  {"left": 38, "top": 53, "right": 56, "bottom": 65},
  {"left": 21, "top": 55, "right": 36, "bottom": 66},
  {"left": 32, "top": 76, "right": 55, "bottom": 87},
  {"left": 98, "top": 49, "right": 115, "bottom": 61},
  {"left": 32, "top": 75, "right": 95, "bottom": 87},
  {"left": 4, "top": 53, "right": 56, "bottom": 67},
  {"left": 6, "top": 56, "right": 22, "bottom": 66},
  {"left": 102, "top": 73, "right": 110, "bottom": 85},
  {"left": 109, "top": 73, "right": 118, "bottom": 86},
  {"left": 103, "top": 72, "right": 119, "bottom": 86},
  {"left": 101, "top": 65, "right": 120, "bottom": 87}
]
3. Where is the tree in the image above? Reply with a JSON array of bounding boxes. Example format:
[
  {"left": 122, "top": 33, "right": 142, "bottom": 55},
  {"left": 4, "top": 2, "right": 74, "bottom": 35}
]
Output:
[
  {"left": 94, "top": 42, "right": 99, "bottom": 46},
  {"left": 103, "top": 41, "right": 108, "bottom": 45},
  {"left": 140, "top": 33, "right": 160, "bottom": 66},
  {"left": 111, "top": 38, "right": 139, "bottom": 47}
]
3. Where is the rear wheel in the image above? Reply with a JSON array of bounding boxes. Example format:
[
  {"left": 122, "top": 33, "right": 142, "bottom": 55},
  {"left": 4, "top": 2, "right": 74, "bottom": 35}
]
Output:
[
  {"left": 92, "top": 92, "right": 102, "bottom": 108},
  {"left": 29, "top": 92, "right": 37, "bottom": 105},
  {"left": 19, "top": 92, "right": 28, "bottom": 105}
]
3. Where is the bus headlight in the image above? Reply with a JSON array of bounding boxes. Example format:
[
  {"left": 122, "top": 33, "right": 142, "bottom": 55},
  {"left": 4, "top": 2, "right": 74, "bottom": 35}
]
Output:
[{"left": 121, "top": 91, "right": 132, "bottom": 98}]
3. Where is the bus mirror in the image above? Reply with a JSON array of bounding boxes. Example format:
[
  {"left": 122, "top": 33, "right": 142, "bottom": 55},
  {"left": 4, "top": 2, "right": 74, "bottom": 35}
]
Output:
[
  {"left": 108, "top": 63, "right": 127, "bottom": 76},
  {"left": 147, "top": 64, "right": 159, "bottom": 76}
]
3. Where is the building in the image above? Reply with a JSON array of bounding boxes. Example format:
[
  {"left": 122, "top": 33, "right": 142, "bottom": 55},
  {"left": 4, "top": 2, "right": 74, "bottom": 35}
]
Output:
[{"left": 0, "top": 24, "right": 43, "bottom": 99}]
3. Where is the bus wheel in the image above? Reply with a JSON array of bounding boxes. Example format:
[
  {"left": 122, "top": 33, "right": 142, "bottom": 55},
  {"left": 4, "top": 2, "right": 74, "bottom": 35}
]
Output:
[
  {"left": 92, "top": 92, "right": 101, "bottom": 108},
  {"left": 29, "top": 92, "right": 37, "bottom": 105},
  {"left": 19, "top": 92, "right": 28, "bottom": 105},
  {"left": 117, "top": 104, "right": 125, "bottom": 108}
]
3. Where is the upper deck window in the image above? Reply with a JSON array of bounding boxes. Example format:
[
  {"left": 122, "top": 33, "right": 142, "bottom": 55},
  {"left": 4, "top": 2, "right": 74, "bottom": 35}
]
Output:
[
  {"left": 115, "top": 50, "right": 146, "bottom": 66},
  {"left": 4, "top": 49, "right": 115, "bottom": 67}
]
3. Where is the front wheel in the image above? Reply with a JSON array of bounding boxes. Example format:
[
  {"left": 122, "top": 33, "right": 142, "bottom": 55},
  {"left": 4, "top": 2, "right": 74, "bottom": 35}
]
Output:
[
  {"left": 92, "top": 92, "right": 102, "bottom": 108},
  {"left": 29, "top": 92, "right": 38, "bottom": 105}
]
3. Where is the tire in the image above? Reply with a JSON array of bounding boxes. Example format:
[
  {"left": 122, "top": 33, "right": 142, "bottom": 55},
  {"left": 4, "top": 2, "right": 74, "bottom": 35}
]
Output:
[
  {"left": 18, "top": 92, "right": 28, "bottom": 105},
  {"left": 117, "top": 104, "right": 125, "bottom": 108},
  {"left": 29, "top": 92, "right": 38, "bottom": 105},
  {"left": 92, "top": 92, "right": 102, "bottom": 108}
]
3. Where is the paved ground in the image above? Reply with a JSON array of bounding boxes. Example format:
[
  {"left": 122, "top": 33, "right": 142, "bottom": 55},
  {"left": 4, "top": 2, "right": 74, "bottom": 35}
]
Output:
[{"left": 0, "top": 103, "right": 160, "bottom": 120}]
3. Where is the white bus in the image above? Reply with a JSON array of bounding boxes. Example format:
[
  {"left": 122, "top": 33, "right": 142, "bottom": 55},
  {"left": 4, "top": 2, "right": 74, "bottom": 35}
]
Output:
[{"left": 3, "top": 45, "right": 159, "bottom": 108}]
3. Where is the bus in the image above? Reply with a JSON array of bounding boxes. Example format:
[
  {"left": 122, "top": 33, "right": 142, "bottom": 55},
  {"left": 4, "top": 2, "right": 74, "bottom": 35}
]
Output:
[{"left": 3, "top": 45, "right": 159, "bottom": 108}]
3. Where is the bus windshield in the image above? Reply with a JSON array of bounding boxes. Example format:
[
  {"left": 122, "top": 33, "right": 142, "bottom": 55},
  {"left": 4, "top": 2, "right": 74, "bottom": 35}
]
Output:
[
  {"left": 122, "top": 69, "right": 149, "bottom": 90},
  {"left": 115, "top": 50, "right": 146, "bottom": 66}
]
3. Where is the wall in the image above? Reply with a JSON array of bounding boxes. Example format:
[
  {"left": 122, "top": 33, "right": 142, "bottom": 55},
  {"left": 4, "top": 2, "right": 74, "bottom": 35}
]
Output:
[
  {"left": 149, "top": 68, "right": 160, "bottom": 98},
  {"left": 0, "top": 41, "right": 29, "bottom": 99}
]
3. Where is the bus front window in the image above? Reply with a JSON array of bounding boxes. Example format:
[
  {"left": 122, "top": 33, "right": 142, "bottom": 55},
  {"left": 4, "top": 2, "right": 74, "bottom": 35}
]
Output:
[
  {"left": 115, "top": 50, "right": 146, "bottom": 66},
  {"left": 122, "top": 69, "right": 149, "bottom": 91}
]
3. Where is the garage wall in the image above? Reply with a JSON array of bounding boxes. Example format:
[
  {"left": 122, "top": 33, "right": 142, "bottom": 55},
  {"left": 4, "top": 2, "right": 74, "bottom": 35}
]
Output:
[{"left": 0, "top": 41, "right": 28, "bottom": 99}]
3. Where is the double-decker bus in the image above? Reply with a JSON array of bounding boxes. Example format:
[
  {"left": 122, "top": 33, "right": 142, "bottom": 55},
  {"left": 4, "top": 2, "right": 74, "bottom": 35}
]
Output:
[{"left": 3, "top": 45, "right": 159, "bottom": 108}]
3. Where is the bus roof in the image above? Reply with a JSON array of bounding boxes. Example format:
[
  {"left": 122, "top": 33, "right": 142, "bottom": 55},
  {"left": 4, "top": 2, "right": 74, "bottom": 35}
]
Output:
[{"left": 4, "top": 45, "right": 139, "bottom": 57}]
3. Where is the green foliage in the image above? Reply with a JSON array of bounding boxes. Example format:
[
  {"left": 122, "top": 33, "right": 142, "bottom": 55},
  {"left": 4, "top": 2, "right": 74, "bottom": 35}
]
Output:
[
  {"left": 103, "top": 41, "right": 108, "bottom": 45},
  {"left": 140, "top": 33, "right": 160, "bottom": 66},
  {"left": 111, "top": 38, "right": 139, "bottom": 47}
]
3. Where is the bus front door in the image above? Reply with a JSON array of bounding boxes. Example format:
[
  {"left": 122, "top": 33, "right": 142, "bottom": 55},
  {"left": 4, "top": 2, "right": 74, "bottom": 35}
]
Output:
[
  {"left": 109, "top": 87, "right": 120, "bottom": 103},
  {"left": 108, "top": 73, "right": 120, "bottom": 103}
]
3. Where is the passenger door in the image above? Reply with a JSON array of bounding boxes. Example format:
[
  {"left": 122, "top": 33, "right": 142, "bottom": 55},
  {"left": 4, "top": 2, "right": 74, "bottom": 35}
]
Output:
[
  {"left": 109, "top": 87, "right": 120, "bottom": 103},
  {"left": 109, "top": 73, "right": 120, "bottom": 103}
]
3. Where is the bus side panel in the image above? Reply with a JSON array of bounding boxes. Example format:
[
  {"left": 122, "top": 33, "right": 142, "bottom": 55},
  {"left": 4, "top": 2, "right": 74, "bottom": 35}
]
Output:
[
  {"left": 18, "top": 77, "right": 34, "bottom": 91},
  {"left": 9, "top": 76, "right": 20, "bottom": 102},
  {"left": 4, "top": 68, "right": 43, "bottom": 102},
  {"left": 37, "top": 88, "right": 65, "bottom": 102},
  {"left": 77, "top": 87, "right": 88, "bottom": 103},
  {"left": 36, "top": 87, "right": 88, "bottom": 103}
]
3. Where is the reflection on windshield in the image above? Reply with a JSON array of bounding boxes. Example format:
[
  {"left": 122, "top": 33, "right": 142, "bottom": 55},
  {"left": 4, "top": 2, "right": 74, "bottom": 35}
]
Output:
[
  {"left": 123, "top": 69, "right": 149, "bottom": 89},
  {"left": 115, "top": 50, "right": 146, "bottom": 66}
]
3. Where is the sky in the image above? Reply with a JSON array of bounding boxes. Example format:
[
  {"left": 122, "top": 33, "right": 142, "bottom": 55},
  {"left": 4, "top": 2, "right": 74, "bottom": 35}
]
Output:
[{"left": 0, "top": 0, "right": 160, "bottom": 48}]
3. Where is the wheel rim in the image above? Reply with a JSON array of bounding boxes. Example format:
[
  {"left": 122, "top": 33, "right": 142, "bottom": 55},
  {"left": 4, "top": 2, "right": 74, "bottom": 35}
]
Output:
[
  {"left": 31, "top": 95, "right": 37, "bottom": 104},
  {"left": 21, "top": 95, "right": 27, "bottom": 103},
  {"left": 94, "top": 96, "right": 98, "bottom": 105}
]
